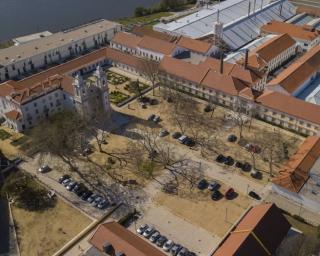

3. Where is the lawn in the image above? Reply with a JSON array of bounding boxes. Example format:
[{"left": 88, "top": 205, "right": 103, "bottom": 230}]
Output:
[
  {"left": 117, "top": 12, "right": 172, "bottom": 26},
  {"left": 109, "top": 91, "right": 129, "bottom": 105},
  {"left": 0, "top": 129, "right": 11, "bottom": 140},
  {"left": 12, "top": 199, "right": 92, "bottom": 256}
]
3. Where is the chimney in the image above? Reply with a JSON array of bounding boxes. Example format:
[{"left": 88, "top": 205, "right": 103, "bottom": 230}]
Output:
[
  {"left": 248, "top": 1, "right": 251, "bottom": 17},
  {"left": 220, "top": 52, "right": 224, "bottom": 74},
  {"left": 279, "top": 2, "right": 283, "bottom": 16},
  {"left": 261, "top": 0, "right": 263, "bottom": 10},
  {"left": 244, "top": 49, "right": 249, "bottom": 70},
  {"left": 217, "top": 9, "right": 220, "bottom": 23},
  {"left": 253, "top": 0, "right": 256, "bottom": 14}
]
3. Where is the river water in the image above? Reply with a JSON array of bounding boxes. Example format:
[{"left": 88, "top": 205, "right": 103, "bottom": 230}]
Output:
[{"left": 0, "top": 0, "right": 159, "bottom": 42}]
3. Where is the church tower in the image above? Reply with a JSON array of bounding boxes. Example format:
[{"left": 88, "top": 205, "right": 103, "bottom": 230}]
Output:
[{"left": 93, "top": 65, "right": 111, "bottom": 116}]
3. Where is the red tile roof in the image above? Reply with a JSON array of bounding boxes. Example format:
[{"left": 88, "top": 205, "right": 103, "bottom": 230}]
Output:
[
  {"left": 256, "top": 90, "right": 320, "bottom": 126},
  {"left": 213, "top": 203, "right": 291, "bottom": 256},
  {"left": 176, "top": 36, "right": 213, "bottom": 54},
  {"left": 268, "top": 45, "right": 320, "bottom": 94},
  {"left": 89, "top": 222, "right": 166, "bottom": 256},
  {"left": 261, "top": 21, "right": 320, "bottom": 41},
  {"left": 138, "top": 36, "right": 177, "bottom": 55},
  {"left": 111, "top": 32, "right": 142, "bottom": 49},
  {"left": 273, "top": 136, "right": 320, "bottom": 193},
  {"left": 4, "top": 110, "right": 21, "bottom": 121}
]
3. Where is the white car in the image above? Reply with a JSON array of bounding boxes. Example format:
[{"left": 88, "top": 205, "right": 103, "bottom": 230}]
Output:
[
  {"left": 163, "top": 240, "right": 174, "bottom": 252},
  {"left": 142, "top": 226, "right": 155, "bottom": 238},
  {"left": 38, "top": 164, "right": 50, "bottom": 173},
  {"left": 137, "top": 224, "right": 149, "bottom": 235}
]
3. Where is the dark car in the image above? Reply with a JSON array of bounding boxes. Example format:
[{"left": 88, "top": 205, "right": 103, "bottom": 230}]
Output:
[
  {"left": 227, "top": 134, "right": 237, "bottom": 142},
  {"left": 81, "top": 190, "right": 93, "bottom": 201},
  {"left": 172, "top": 132, "right": 182, "bottom": 139},
  {"left": 156, "top": 236, "right": 167, "bottom": 247},
  {"left": 224, "top": 156, "right": 234, "bottom": 166},
  {"left": 225, "top": 188, "right": 235, "bottom": 199},
  {"left": 204, "top": 105, "right": 213, "bottom": 113},
  {"left": 171, "top": 244, "right": 182, "bottom": 256},
  {"left": 197, "top": 179, "right": 208, "bottom": 190},
  {"left": 153, "top": 116, "right": 161, "bottom": 123},
  {"left": 208, "top": 181, "right": 220, "bottom": 191},
  {"left": 235, "top": 161, "right": 243, "bottom": 168},
  {"left": 184, "top": 138, "right": 195, "bottom": 147},
  {"left": 186, "top": 252, "right": 197, "bottom": 256},
  {"left": 58, "top": 174, "right": 70, "bottom": 184},
  {"left": 72, "top": 183, "right": 85, "bottom": 193},
  {"left": 249, "top": 191, "right": 261, "bottom": 200},
  {"left": 76, "top": 187, "right": 88, "bottom": 197},
  {"left": 211, "top": 190, "right": 222, "bottom": 201},
  {"left": 148, "top": 114, "right": 155, "bottom": 121},
  {"left": 215, "top": 154, "right": 226, "bottom": 163},
  {"left": 242, "top": 162, "right": 252, "bottom": 172}
]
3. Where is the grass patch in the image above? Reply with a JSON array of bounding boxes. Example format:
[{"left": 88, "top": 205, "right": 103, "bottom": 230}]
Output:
[
  {"left": 117, "top": 12, "right": 171, "bottom": 26},
  {"left": 0, "top": 40, "right": 14, "bottom": 49},
  {"left": 0, "top": 129, "right": 11, "bottom": 140},
  {"left": 10, "top": 136, "right": 28, "bottom": 146},
  {"left": 109, "top": 91, "right": 130, "bottom": 104},
  {"left": 12, "top": 199, "right": 91, "bottom": 256}
]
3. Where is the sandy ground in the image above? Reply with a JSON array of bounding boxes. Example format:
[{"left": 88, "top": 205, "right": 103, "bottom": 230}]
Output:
[
  {"left": 11, "top": 199, "right": 92, "bottom": 256},
  {"left": 153, "top": 186, "right": 251, "bottom": 238}
]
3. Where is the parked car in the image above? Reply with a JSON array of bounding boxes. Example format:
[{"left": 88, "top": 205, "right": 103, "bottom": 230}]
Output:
[
  {"left": 242, "top": 162, "right": 252, "bottom": 172},
  {"left": 159, "top": 129, "right": 169, "bottom": 137},
  {"left": 186, "top": 252, "right": 197, "bottom": 256},
  {"left": 58, "top": 174, "right": 70, "bottom": 184},
  {"left": 156, "top": 236, "right": 167, "bottom": 247},
  {"left": 87, "top": 193, "right": 98, "bottom": 203},
  {"left": 81, "top": 190, "right": 93, "bottom": 201},
  {"left": 172, "top": 132, "right": 182, "bottom": 139},
  {"left": 235, "top": 161, "right": 243, "bottom": 168},
  {"left": 211, "top": 190, "right": 222, "bottom": 201},
  {"left": 249, "top": 191, "right": 261, "bottom": 200},
  {"left": 38, "top": 164, "right": 50, "bottom": 173},
  {"left": 184, "top": 138, "right": 195, "bottom": 147},
  {"left": 62, "top": 178, "right": 72, "bottom": 187},
  {"left": 137, "top": 224, "right": 149, "bottom": 235},
  {"left": 82, "top": 147, "right": 93, "bottom": 156},
  {"left": 225, "top": 188, "right": 235, "bottom": 199},
  {"left": 150, "top": 231, "right": 161, "bottom": 243},
  {"left": 178, "top": 135, "right": 188, "bottom": 144},
  {"left": 153, "top": 116, "right": 161, "bottom": 123},
  {"left": 76, "top": 187, "right": 88, "bottom": 197},
  {"left": 163, "top": 240, "right": 174, "bottom": 252},
  {"left": 204, "top": 105, "right": 213, "bottom": 112},
  {"left": 92, "top": 196, "right": 103, "bottom": 207},
  {"left": 171, "top": 244, "right": 182, "bottom": 256},
  {"left": 148, "top": 114, "right": 155, "bottom": 121},
  {"left": 72, "top": 183, "right": 85, "bottom": 193},
  {"left": 227, "top": 134, "right": 237, "bottom": 142},
  {"left": 208, "top": 181, "right": 220, "bottom": 191},
  {"left": 215, "top": 154, "right": 226, "bottom": 163},
  {"left": 143, "top": 226, "right": 155, "bottom": 238},
  {"left": 178, "top": 247, "right": 189, "bottom": 256},
  {"left": 97, "top": 198, "right": 109, "bottom": 209},
  {"left": 224, "top": 156, "right": 234, "bottom": 166},
  {"left": 197, "top": 179, "right": 208, "bottom": 190},
  {"left": 66, "top": 181, "right": 77, "bottom": 191},
  {"left": 250, "top": 169, "right": 262, "bottom": 179}
]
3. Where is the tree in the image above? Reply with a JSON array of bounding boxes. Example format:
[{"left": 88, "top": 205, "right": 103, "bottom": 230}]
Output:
[
  {"left": 134, "top": 6, "right": 146, "bottom": 17},
  {"left": 138, "top": 59, "right": 159, "bottom": 96},
  {"left": 231, "top": 96, "right": 248, "bottom": 139},
  {"left": 126, "top": 127, "right": 203, "bottom": 190},
  {"left": 261, "top": 128, "right": 286, "bottom": 177},
  {"left": 2, "top": 171, "right": 56, "bottom": 211},
  {"left": 29, "top": 111, "right": 88, "bottom": 171}
]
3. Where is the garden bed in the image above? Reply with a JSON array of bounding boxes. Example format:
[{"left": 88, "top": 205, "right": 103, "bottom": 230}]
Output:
[
  {"left": 109, "top": 91, "right": 130, "bottom": 105},
  {"left": 107, "top": 71, "right": 129, "bottom": 85}
]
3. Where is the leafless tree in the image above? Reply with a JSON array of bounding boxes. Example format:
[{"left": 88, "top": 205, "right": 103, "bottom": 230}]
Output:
[
  {"left": 231, "top": 96, "right": 249, "bottom": 139},
  {"left": 261, "top": 128, "right": 286, "bottom": 177},
  {"left": 138, "top": 58, "right": 160, "bottom": 96},
  {"left": 125, "top": 127, "right": 203, "bottom": 190}
]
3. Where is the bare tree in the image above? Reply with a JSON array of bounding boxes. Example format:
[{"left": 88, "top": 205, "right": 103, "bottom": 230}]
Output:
[
  {"left": 138, "top": 58, "right": 159, "bottom": 96},
  {"left": 231, "top": 96, "right": 248, "bottom": 139},
  {"left": 126, "top": 127, "right": 202, "bottom": 190},
  {"left": 261, "top": 128, "right": 286, "bottom": 177}
]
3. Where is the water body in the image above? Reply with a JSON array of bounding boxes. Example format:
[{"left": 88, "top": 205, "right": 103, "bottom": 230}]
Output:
[{"left": 0, "top": 0, "right": 159, "bottom": 42}]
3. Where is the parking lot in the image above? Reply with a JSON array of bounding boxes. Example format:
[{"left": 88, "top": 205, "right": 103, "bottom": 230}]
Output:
[{"left": 129, "top": 204, "right": 219, "bottom": 255}]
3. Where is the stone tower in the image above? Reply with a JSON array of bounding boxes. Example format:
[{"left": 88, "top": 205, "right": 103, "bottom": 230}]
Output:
[{"left": 93, "top": 65, "right": 111, "bottom": 117}]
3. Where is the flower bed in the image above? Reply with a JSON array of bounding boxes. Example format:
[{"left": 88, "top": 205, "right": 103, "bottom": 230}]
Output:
[{"left": 107, "top": 72, "right": 129, "bottom": 85}]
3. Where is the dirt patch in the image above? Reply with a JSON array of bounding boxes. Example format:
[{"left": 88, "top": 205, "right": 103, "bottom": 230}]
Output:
[
  {"left": 153, "top": 183, "right": 251, "bottom": 237},
  {"left": 12, "top": 199, "right": 92, "bottom": 256}
]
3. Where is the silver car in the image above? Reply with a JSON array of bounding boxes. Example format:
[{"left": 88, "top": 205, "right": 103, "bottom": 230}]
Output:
[{"left": 163, "top": 240, "right": 174, "bottom": 252}]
